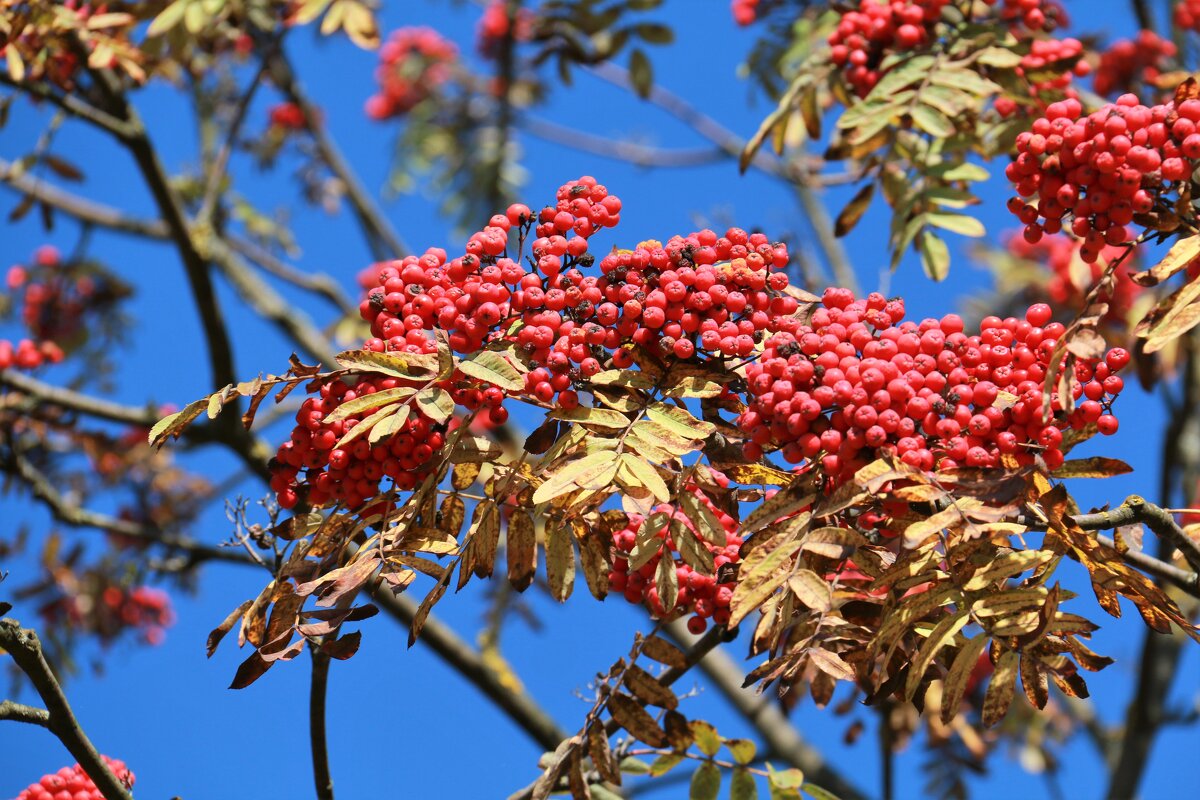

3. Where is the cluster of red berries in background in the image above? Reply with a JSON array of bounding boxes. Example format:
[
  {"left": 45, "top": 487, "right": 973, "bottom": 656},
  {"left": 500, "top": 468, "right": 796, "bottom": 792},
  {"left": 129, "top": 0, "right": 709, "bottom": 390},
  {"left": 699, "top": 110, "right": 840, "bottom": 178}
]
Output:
[
  {"left": 1006, "top": 231, "right": 1142, "bottom": 322},
  {"left": 827, "top": 0, "right": 949, "bottom": 97},
  {"left": 731, "top": 0, "right": 761, "bottom": 26},
  {"left": 994, "top": 0, "right": 1069, "bottom": 33},
  {"left": 739, "top": 289, "right": 1127, "bottom": 482},
  {"left": 15, "top": 758, "right": 134, "bottom": 800},
  {"left": 1, "top": 245, "right": 120, "bottom": 371},
  {"left": 1177, "top": 0, "right": 1200, "bottom": 32},
  {"left": 608, "top": 485, "right": 743, "bottom": 634},
  {"left": 1092, "top": 31, "right": 1176, "bottom": 98},
  {"left": 476, "top": 0, "right": 534, "bottom": 58},
  {"left": 268, "top": 101, "right": 307, "bottom": 131},
  {"left": 365, "top": 27, "right": 458, "bottom": 120},
  {"left": 39, "top": 583, "right": 174, "bottom": 647},
  {"left": 1008, "top": 95, "right": 1200, "bottom": 260},
  {"left": 994, "top": 36, "right": 1088, "bottom": 118}
]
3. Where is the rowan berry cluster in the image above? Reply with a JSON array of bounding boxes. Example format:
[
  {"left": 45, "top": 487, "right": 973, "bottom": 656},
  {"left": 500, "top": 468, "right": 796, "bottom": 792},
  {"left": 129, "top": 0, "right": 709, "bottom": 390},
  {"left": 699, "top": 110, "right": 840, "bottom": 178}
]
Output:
[
  {"left": 993, "top": 36, "right": 1088, "bottom": 118},
  {"left": 268, "top": 102, "right": 306, "bottom": 131},
  {"left": 365, "top": 27, "right": 458, "bottom": 120},
  {"left": 15, "top": 757, "right": 134, "bottom": 800},
  {"left": 731, "top": 0, "right": 761, "bottom": 26},
  {"left": 993, "top": 0, "right": 1069, "bottom": 33},
  {"left": 476, "top": 0, "right": 534, "bottom": 58},
  {"left": 1006, "top": 231, "right": 1142, "bottom": 321},
  {"left": 1177, "top": 0, "right": 1200, "bottom": 32},
  {"left": 1092, "top": 31, "right": 1176, "bottom": 98},
  {"left": 738, "top": 289, "right": 1126, "bottom": 483},
  {"left": 608, "top": 486, "right": 743, "bottom": 634},
  {"left": 1007, "top": 95, "right": 1200, "bottom": 260},
  {"left": 827, "top": 0, "right": 950, "bottom": 97},
  {"left": 39, "top": 583, "right": 174, "bottom": 647},
  {"left": 0, "top": 245, "right": 120, "bottom": 370},
  {"left": 270, "top": 368, "right": 447, "bottom": 510}
]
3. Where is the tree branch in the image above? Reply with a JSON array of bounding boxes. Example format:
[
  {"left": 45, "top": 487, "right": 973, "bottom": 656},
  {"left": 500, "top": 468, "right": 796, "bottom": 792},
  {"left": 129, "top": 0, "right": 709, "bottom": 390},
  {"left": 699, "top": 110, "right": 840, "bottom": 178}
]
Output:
[
  {"left": 0, "top": 438, "right": 247, "bottom": 565},
  {"left": 0, "top": 74, "right": 136, "bottom": 140},
  {"left": 1070, "top": 495, "right": 1200, "bottom": 573},
  {"left": 0, "top": 618, "right": 135, "bottom": 800},
  {"left": 521, "top": 115, "right": 727, "bottom": 168},
  {"left": 368, "top": 586, "right": 567, "bottom": 750},
  {"left": 226, "top": 235, "right": 356, "bottom": 315},
  {"left": 0, "top": 157, "right": 168, "bottom": 238},
  {"left": 0, "top": 699, "right": 51, "bottom": 727},
  {"left": 310, "top": 647, "right": 335, "bottom": 800},
  {"left": 663, "top": 619, "right": 870, "bottom": 800},
  {"left": 265, "top": 51, "right": 409, "bottom": 260}
]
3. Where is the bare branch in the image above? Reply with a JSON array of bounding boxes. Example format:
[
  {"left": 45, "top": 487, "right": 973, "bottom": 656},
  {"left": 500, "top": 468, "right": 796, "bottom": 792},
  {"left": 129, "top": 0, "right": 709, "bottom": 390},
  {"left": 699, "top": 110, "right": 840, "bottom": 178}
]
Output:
[
  {"left": 266, "top": 51, "right": 409, "bottom": 260},
  {"left": 0, "top": 440, "right": 247, "bottom": 565},
  {"left": 0, "top": 74, "right": 135, "bottom": 139},
  {"left": 522, "top": 115, "right": 727, "bottom": 168},
  {"left": 0, "top": 699, "right": 51, "bottom": 727},
  {"left": 0, "top": 157, "right": 168, "bottom": 238},
  {"left": 0, "top": 618, "right": 135, "bottom": 800},
  {"left": 226, "top": 235, "right": 356, "bottom": 315},
  {"left": 310, "top": 647, "right": 335, "bottom": 800},
  {"left": 1071, "top": 495, "right": 1200, "bottom": 573},
  {"left": 197, "top": 61, "right": 269, "bottom": 225},
  {"left": 369, "top": 586, "right": 567, "bottom": 750}
]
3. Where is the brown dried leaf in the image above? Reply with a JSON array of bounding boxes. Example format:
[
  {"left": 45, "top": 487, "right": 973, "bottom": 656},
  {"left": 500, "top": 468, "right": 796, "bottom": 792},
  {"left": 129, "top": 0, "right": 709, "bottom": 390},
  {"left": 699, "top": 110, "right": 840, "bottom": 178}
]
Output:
[
  {"left": 642, "top": 635, "right": 688, "bottom": 669},
  {"left": 507, "top": 509, "right": 537, "bottom": 591},
  {"left": 207, "top": 600, "right": 253, "bottom": 658},
  {"left": 545, "top": 517, "right": 576, "bottom": 601},
  {"left": 625, "top": 664, "right": 678, "bottom": 710},
  {"left": 982, "top": 650, "right": 1019, "bottom": 727},
  {"left": 609, "top": 692, "right": 668, "bottom": 747}
]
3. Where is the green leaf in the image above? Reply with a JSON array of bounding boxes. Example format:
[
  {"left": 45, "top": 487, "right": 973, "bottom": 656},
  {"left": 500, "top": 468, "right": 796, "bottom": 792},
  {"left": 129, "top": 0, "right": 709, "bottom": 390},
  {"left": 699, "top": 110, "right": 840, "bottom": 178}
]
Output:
[
  {"left": 147, "top": 0, "right": 188, "bottom": 35},
  {"left": 931, "top": 162, "right": 989, "bottom": 182},
  {"left": 618, "top": 453, "right": 671, "bottom": 503},
  {"left": 926, "top": 212, "right": 985, "bottom": 238},
  {"left": 457, "top": 350, "right": 524, "bottom": 391},
  {"left": 767, "top": 765, "right": 805, "bottom": 791},
  {"left": 413, "top": 387, "right": 455, "bottom": 423},
  {"left": 629, "top": 48, "right": 653, "bottom": 98},
  {"left": 731, "top": 768, "right": 759, "bottom": 800},
  {"left": 800, "top": 784, "right": 846, "bottom": 800},
  {"left": 917, "top": 230, "right": 950, "bottom": 281},
  {"left": 336, "top": 349, "right": 440, "bottom": 379},
  {"left": 550, "top": 405, "right": 630, "bottom": 429},
  {"left": 148, "top": 398, "right": 207, "bottom": 447},
  {"left": 532, "top": 451, "right": 620, "bottom": 505},
  {"left": 635, "top": 22, "right": 673, "bottom": 44},
  {"left": 976, "top": 47, "right": 1024, "bottom": 68},
  {"left": 726, "top": 738, "right": 757, "bottom": 765},
  {"left": 324, "top": 386, "right": 414, "bottom": 423},
  {"left": 690, "top": 720, "right": 721, "bottom": 757},
  {"left": 650, "top": 753, "right": 686, "bottom": 776},
  {"left": 689, "top": 762, "right": 721, "bottom": 800},
  {"left": 336, "top": 403, "right": 409, "bottom": 449},
  {"left": 911, "top": 104, "right": 956, "bottom": 138}
]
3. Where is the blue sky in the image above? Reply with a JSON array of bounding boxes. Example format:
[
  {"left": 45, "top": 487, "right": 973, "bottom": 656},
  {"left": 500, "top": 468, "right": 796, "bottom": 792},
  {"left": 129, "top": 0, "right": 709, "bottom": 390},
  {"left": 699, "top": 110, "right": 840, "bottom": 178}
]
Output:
[{"left": 1, "top": 1, "right": 1198, "bottom": 798}]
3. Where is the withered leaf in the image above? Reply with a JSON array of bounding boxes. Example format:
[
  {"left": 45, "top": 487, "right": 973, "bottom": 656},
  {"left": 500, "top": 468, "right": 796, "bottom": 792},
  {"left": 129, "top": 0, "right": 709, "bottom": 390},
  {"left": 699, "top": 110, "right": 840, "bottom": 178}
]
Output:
[
  {"left": 506, "top": 509, "right": 537, "bottom": 591},
  {"left": 229, "top": 651, "right": 272, "bottom": 689},
  {"left": 608, "top": 692, "right": 667, "bottom": 747},
  {"left": 207, "top": 599, "right": 253, "bottom": 658},
  {"left": 982, "top": 650, "right": 1019, "bottom": 727},
  {"left": 624, "top": 664, "right": 678, "bottom": 710},
  {"left": 320, "top": 631, "right": 362, "bottom": 660},
  {"left": 642, "top": 635, "right": 688, "bottom": 669}
]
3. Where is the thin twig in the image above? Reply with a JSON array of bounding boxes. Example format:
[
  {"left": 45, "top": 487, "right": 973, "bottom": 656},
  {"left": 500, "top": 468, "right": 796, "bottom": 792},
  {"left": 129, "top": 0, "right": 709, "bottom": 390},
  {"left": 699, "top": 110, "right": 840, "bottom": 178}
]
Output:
[
  {"left": 522, "top": 115, "right": 727, "bottom": 168},
  {"left": 1, "top": 441, "right": 247, "bottom": 565},
  {"left": 0, "top": 157, "right": 168, "bottom": 238},
  {"left": 226, "top": 235, "right": 356, "bottom": 315},
  {"left": 266, "top": 51, "right": 409, "bottom": 260},
  {"left": 0, "top": 74, "right": 135, "bottom": 139},
  {"left": 0, "top": 699, "right": 51, "bottom": 727},
  {"left": 368, "top": 586, "right": 567, "bottom": 750},
  {"left": 310, "top": 646, "right": 335, "bottom": 800},
  {"left": 197, "top": 61, "right": 269, "bottom": 225},
  {"left": 1070, "top": 495, "right": 1200, "bottom": 573},
  {"left": 0, "top": 618, "right": 135, "bottom": 800}
]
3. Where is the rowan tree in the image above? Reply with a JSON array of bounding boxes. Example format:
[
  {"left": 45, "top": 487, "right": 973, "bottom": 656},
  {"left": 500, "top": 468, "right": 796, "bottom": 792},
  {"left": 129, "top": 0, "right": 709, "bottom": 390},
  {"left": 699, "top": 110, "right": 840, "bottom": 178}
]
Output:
[{"left": 1, "top": 2, "right": 1198, "bottom": 800}]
